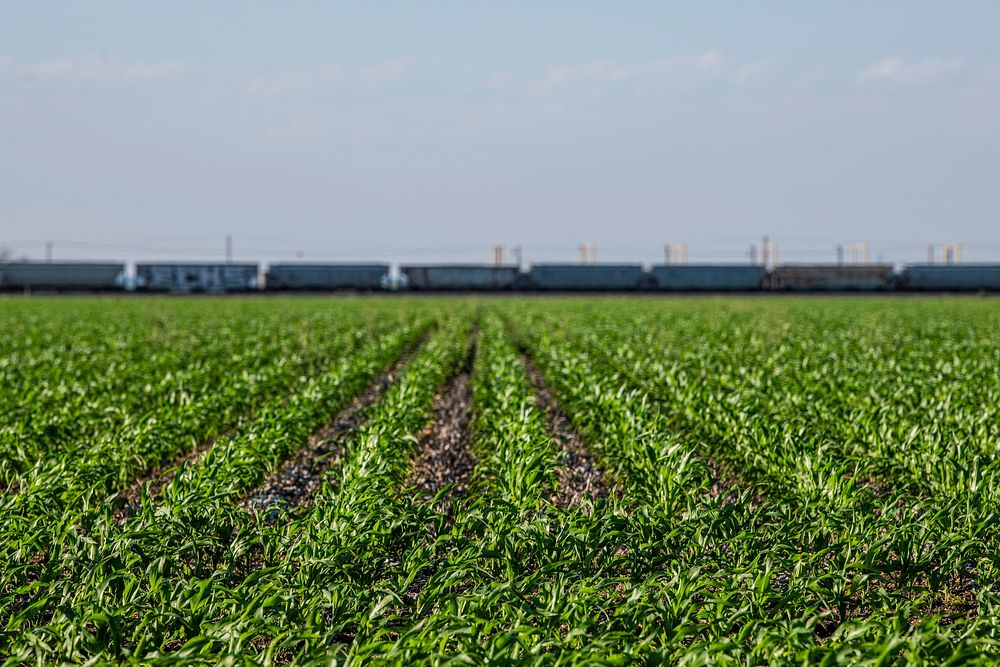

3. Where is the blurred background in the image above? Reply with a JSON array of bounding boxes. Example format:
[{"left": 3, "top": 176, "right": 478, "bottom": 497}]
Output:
[{"left": 1, "top": 1, "right": 998, "bottom": 267}]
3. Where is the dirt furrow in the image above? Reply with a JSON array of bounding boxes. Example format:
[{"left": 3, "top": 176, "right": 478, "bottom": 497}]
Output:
[
  {"left": 521, "top": 356, "right": 610, "bottom": 507},
  {"left": 406, "top": 372, "right": 475, "bottom": 512},
  {"left": 240, "top": 355, "right": 413, "bottom": 516}
]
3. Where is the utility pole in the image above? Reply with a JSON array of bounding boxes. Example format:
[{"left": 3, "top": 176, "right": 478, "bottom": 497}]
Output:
[
  {"left": 45, "top": 241, "right": 53, "bottom": 263},
  {"left": 749, "top": 244, "right": 757, "bottom": 266},
  {"left": 927, "top": 245, "right": 934, "bottom": 264},
  {"left": 761, "top": 236, "right": 769, "bottom": 269},
  {"left": 665, "top": 245, "right": 672, "bottom": 265},
  {"left": 225, "top": 234, "right": 233, "bottom": 264},
  {"left": 513, "top": 245, "right": 523, "bottom": 271},
  {"left": 836, "top": 244, "right": 844, "bottom": 266}
]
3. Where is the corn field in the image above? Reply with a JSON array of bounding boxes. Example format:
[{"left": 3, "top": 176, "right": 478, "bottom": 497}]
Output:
[{"left": 2, "top": 296, "right": 1000, "bottom": 665}]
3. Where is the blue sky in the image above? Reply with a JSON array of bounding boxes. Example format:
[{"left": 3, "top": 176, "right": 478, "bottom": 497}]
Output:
[{"left": 1, "top": 2, "right": 998, "bottom": 265}]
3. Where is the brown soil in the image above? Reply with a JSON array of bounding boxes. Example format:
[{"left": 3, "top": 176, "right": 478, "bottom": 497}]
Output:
[
  {"left": 240, "top": 355, "right": 412, "bottom": 516},
  {"left": 521, "top": 356, "right": 610, "bottom": 507},
  {"left": 406, "top": 372, "right": 475, "bottom": 513}
]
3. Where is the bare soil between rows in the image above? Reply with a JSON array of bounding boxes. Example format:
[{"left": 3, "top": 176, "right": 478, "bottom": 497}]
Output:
[
  {"left": 407, "top": 373, "right": 475, "bottom": 511},
  {"left": 521, "top": 356, "right": 611, "bottom": 507},
  {"left": 240, "top": 355, "right": 414, "bottom": 515}
]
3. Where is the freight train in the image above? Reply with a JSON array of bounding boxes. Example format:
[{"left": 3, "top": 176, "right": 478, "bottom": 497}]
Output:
[
  {"left": 2, "top": 261, "right": 1000, "bottom": 293},
  {"left": 0, "top": 262, "right": 125, "bottom": 292},
  {"left": 402, "top": 263, "right": 1000, "bottom": 292}
]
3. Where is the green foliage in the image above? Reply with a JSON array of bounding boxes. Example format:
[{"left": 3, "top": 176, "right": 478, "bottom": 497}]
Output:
[{"left": 2, "top": 296, "right": 1000, "bottom": 665}]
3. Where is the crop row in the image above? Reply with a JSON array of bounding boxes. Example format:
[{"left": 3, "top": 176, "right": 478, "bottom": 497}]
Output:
[
  {"left": 3, "top": 297, "right": 1000, "bottom": 664},
  {"left": 2, "top": 308, "right": 471, "bottom": 663}
]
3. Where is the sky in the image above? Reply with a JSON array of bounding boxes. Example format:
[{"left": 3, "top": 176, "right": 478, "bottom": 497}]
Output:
[{"left": 1, "top": 1, "right": 998, "bottom": 267}]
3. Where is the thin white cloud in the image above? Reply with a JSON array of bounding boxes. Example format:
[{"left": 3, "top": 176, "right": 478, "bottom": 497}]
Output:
[
  {"left": 859, "top": 56, "right": 966, "bottom": 84},
  {"left": 533, "top": 51, "right": 770, "bottom": 95},
  {"left": 542, "top": 60, "right": 634, "bottom": 89},
  {"left": 247, "top": 65, "right": 340, "bottom": 96},
  {"left": 731, "top": 60, "right": 773, "bottom": 85},
  {"left": 362, "top": 58, "right": 411, "bottom": 80},
  {"left": 0, "top": 55, "right": 190, "bottom": 82},
  {"left": 693, "top": 50, "right": 727, "bottom": 68},
  {"left": 535, "top": 52, "right": 732, "bottom": 94},
  {"left": 476, "top": 70, "right": 515, "bottom": 91},
  {"left": 646, "top": 50, "right": 728, "bottom": 73},
  {"left": 247, "top": 59, "right": 412, "bottom": 96}
]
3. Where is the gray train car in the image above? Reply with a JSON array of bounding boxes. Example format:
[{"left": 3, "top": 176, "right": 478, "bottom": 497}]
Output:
[
  {"left": 401, "top": 265, "right": 519, "bottom": 290},
  {"left": 527, "top": 264, "right": 647, "bottom": 291},
  {"left": 0, "top": 262, "right": 124, "bottom": 291},
  {"left": 136, "top": 263, "right": 259, "bottom": 293},
  {"left": 266, "top": 263, "right": 389, "bottom": 291},
  {"left": 900, "top": 264, "right": 1000, "bottom": 291},
  {"left": 770, "top": 264, "right": 895, "bottom": 291},
  {"left": 651, "top": 265, "right": 765, "bottom": 291}
]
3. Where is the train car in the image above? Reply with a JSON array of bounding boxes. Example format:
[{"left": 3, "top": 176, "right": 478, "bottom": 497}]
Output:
[
  {"left": 651, "top": 265, "right": 765, "bottom": 291},
  {"left": 527, "top": 264, "right": 647, "bottom": 291},
  {"left": 136, "top": 263, "right": 259, "bottom": 293},
  {"left": 401, "top": 264, "right": 519, "bottom": 290},
  {"left": 266, "top": 263, "right": 389, "bottom": 291},
  {"left": 770, "top": 264, "right": 895, "bottom": 291},
  {"left": 899, "top": 264, "right": 1000, "bottom": 291},
  {"left": 0, "top": 262, "right": 124, "bottom": 291}
]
